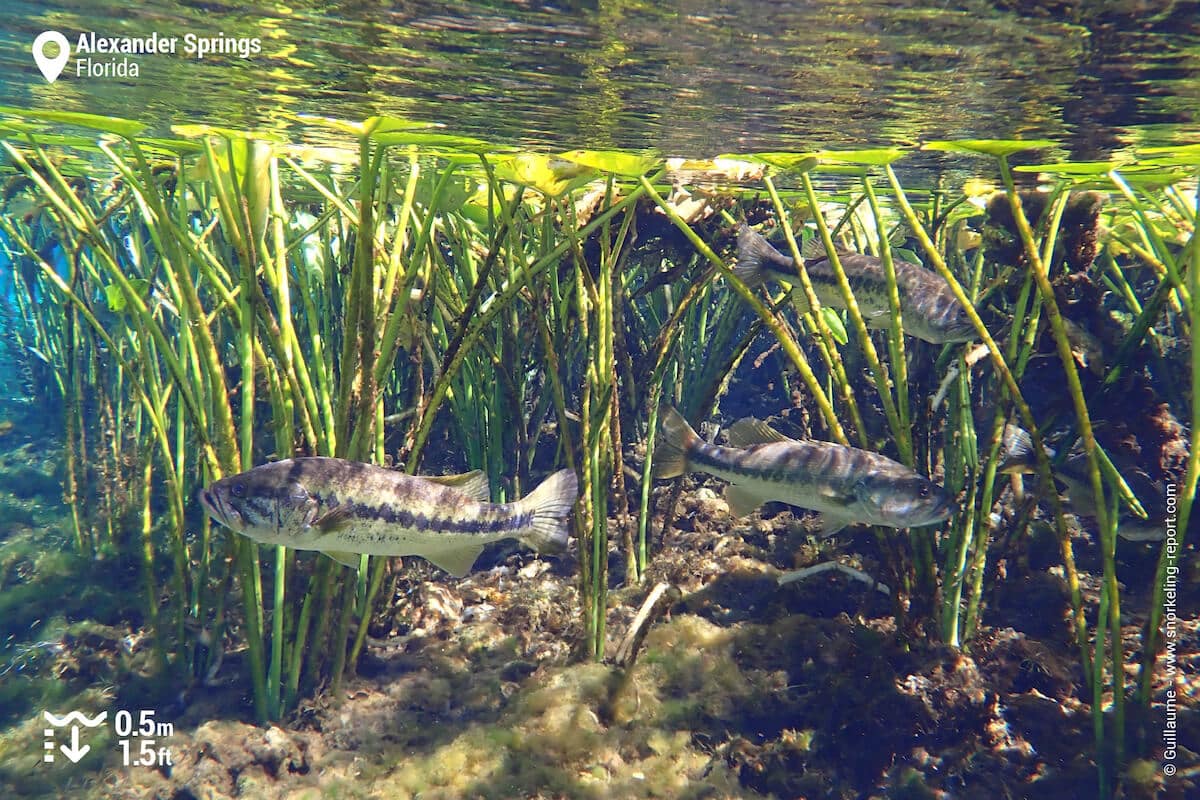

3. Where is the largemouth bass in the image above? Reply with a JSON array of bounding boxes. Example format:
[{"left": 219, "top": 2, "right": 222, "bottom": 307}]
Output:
[
  {"left": 735, "top": 224, "right": 976, "bottom": 344},
  {"left": 200, "top": 457, "right": 578, "bottom": 577},
  {"left": 653, "top": 407, "right": 954, "bottom": 536}
]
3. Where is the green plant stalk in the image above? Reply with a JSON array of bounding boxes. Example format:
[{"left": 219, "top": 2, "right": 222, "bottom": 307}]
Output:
[
  {"left": 1139, "top": 166, "right": 1200, "bottom": 707},
  {"left": 863, "top": 179, "right": 912, "bottom": 443},
  {"left": 764, "top": 176, "right": 869, "bottom": 446},
  {"left": 884, "top": 165, "right": 1090, "bottom": 672},
  {"left": 997, "top": 157, "right": 1122, "bottom": 778},
  {"left": 1108, "top": 170, "right": 1191, "bottom": 308},
  {"left": 410, "top": 177, "right": 657, "bottom": 462},
  {"left": 638, "top": 176, "right": 848, "bottom": 445},
  {"left": 802, "top": 171, "right": 905, "bottom": 463}
]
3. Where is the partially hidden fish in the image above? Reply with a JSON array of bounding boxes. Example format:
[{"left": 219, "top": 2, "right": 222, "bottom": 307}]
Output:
[
  {"left": 199, "top": 457, "right": 578, "bottom": 577},
  {"left": 735, "top": 224, "right": 976, "bottom": 344},
  {"left": 653, "top": 407, "right": 955, "bottom": 536},
  {"left": 997, "top": 425, "right": 1165, "bottom": 542}
]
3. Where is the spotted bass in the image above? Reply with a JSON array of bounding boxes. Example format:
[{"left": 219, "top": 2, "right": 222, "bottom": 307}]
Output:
[
  {"left": 653, "top": 407, "right": 955, "bottom": 536},
  {"left": 735, "top": 224, "right": 976, "bottom": 344},
  {"left": 199, "top": 457, "right": 578, "bottom": 577}
]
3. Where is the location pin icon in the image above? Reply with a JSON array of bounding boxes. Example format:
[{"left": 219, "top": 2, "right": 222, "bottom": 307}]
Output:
[{"left": 33, "top": 31, "right": 70, "bottom": 83}]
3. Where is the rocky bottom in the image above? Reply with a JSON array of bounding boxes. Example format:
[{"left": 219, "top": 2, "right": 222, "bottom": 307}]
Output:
[{"left": 2, "top": 476, "right": 1198, "bottom": 800}]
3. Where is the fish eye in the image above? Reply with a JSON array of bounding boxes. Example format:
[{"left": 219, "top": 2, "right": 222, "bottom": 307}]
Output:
[
  {"left": 231, "top": 482, "right": 246, "bottom": 498},
  {"left": 919, "top": 485, "right": 931, "bottom": 498}
]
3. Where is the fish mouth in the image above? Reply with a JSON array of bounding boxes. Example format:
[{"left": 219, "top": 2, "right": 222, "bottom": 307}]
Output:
[{"left": 198, "top": 487, "right": 239, "bottom": 531}]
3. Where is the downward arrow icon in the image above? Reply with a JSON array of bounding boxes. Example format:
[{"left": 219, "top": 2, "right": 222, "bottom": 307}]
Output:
[{"left": 60, "top": 726, "right": 90, "bottom": 763}]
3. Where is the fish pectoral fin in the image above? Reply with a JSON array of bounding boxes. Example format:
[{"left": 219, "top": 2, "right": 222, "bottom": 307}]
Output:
[
  {"left": 788, "top": 288, "right": 812, "bottom": 314},
  {"left": 425, "top": 545, "right": 485, "bottom": 578},
  {"left": 864, "top": 310, "right": 894, "bottom": 330},
  {"left": 724, "top": 484, "right": 761, "bottom": 517},
  {"left": 325, "top": 550, "right": 362, "bottom": 569},
  {"left": 424, "top": 470, "right": 491, "bottom": 502},
  {"left": 813, "top": 512, "right": 855, "bottom": 538},
  {"left": 726, "top": 418, "right": 795, "bottom": 448},
  {"left": 311, "top": 504, "right": 354, "bottom": 534}
]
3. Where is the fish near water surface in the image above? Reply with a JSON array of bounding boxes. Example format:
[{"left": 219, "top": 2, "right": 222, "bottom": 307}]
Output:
[
  {"left": 735, "top": 224, "right": 977, "bottom": 344},
  {"left": 653, "top": 407, "right": 955, "bottom": 536},
  {"left": 199, "top": 457, "right": 578, "bottom": 577}
]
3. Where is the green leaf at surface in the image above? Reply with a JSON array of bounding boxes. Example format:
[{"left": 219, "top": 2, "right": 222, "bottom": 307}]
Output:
[
  {"left": 729, "top": 152, "right": 819, "bottom": 173},
  {"left": 923, "top": 139, "right": 1058, "bottom": 157},
  {"left": 494, "top": 154, "right": 598, "bottom": 197},
  {"left": 0, "top": 105, "right": 145, "bottom": 137},
  {"left": 558, "top": 149, "right": 661, "bottom": 177},
  {"left": 814, "top": 148, "right": 906, "bottom": 165}
]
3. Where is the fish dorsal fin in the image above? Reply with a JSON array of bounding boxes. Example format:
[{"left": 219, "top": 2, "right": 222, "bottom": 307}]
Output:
[
  {"left": 726, "top": 418, "right": 796, "bottom": 448},
  {"left": 801, "top": 236, "right": 828, "bottom": 261},
  {"left": 311, "top": 504, "right": 354, "bottom": 534},
  {"left": 423, "top": 470, "right": 491, "bottom": 502},
  {"left": 425, "top": 545, "right": 485, "bottom": 578},
  {"left": 325, "top": 550, "right": 362, "bottom": 569},
  {"left": 725, "top": 484, "right": 761, "bottom": 517}
]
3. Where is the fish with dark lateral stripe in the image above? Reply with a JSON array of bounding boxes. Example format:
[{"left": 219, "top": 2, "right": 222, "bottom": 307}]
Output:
[
  {"left": 735, "top": 224, "right": 976, "bottom": 344},
  {"left": 200, "top": 457, "right": 577, "bottom": 577},
  {"left": 653, "top": 407, "right": 955, "bottom": 537}
]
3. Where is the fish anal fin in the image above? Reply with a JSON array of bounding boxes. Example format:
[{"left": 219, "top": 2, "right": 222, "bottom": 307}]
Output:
[
  {"left": 325, "top": 550, "right": 361, "bottom": 569},
  {"left": 425, "top": 545, "right": 485, "bottom": 578},
  {"left": 788, "top": 288, "right": 812, "bottom": 314},
  {"left": 424, "top": 470, "right": 491, "bottom": 502},
  {"left": 726, "top": 418, "right": 795, "bottom": 448},
  {"left": 724, "top": 484, "right": 761, "bottom": 517}
]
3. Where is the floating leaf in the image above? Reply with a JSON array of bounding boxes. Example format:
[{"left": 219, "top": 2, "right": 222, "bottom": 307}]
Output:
[
  {"left": 370, "top": 131, "right": 491, "bottom": 152},
  {"left": 814, "top": 148, "right": 906, "bottom": 166},
  {"left": 171, "top": 124, "right": 286, "bottom": 142},
  {"left": 559, "top": 149, "right": 661, "bottom": 177},
  {"left": 0, "top": 105, "right": 144, "bottom": 137},
  {"left": 362, "top": 116, "right": 441, "bottom": 136},
  {"left": 1137, "top": 143, "right": 1200, "bottom": 164},
  {"left": 494, "top": 154, "right": 597, "bottom": 197},
  {"left": 1013, "top": 159, "right": 1130, "bottom": 176},
  {"left": 136, "top": 137, "right": 204, "bottom": 155},
  {"left": 923, "top": 139, "right": 1058, "bottom": 157},
  {"left": 728, "top": 152, "right": 819, "bottom": 173}
]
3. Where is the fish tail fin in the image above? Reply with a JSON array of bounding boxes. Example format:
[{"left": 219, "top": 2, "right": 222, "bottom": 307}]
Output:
[
  {"left": 653, "top": 406, "right": 700, "bottom": 479},
  {"left": 516, "top": 469, "right": 578, "bottom": 553},
  {"left": 735, "top": 224, "right": 783, "bottom": 288}
]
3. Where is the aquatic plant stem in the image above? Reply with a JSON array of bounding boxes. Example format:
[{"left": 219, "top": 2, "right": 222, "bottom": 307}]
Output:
[
  {"left": 637, "top": 176, "right": 848, "bottom": 445},
  {"left": 884, "top": 165, "right": 1089, "bottom": 667},
  {"left": 996, "top": 156, "right": 1123, "bottom": 783}
]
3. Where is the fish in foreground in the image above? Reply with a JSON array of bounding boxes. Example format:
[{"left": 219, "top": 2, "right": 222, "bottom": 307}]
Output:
[
  {"left": 653, "top": 407, "right": 955, "bottom": 536},
  {"left": 735, "top": 224, "right": 976, "bottom": 344},
  {"left": 199, "top": 457, "right": 578, "bottom": 577}
]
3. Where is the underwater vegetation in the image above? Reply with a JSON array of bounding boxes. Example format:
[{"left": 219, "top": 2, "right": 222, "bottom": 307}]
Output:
[{"left": 0, "top": 111, "right": 1195, "bottom": 798}]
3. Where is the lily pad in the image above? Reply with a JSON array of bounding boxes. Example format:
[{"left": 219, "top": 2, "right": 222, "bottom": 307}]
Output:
[
  {"left": 726, "top": 152, "right": 819, "bottom": 173},
  {"left": 494, "top": 154, "right": 598, "bottom": 197},
  {"left": 558, "top": 149, "right": 661, "bottom": 177},
  {"left": 1137, "top": 143, "right": 1200, "bottom": 164},
  {"left": 813, "top": 148, "right": 906, "bottom": 166},
  {"left": 1013, "top": 160, "right": 1130, "bottom": 176},
  {"left": 0, "top": 106, "right": 144, "bottom": 137},
  {"left": 923, "top": 139, "right": 1058, "bottom": 157},
  {"left": 371, "top": 131, "right": 491, "bottom": 152},
  {"left": 171, "top": 124, "right": 286, "bottom": 142}
]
